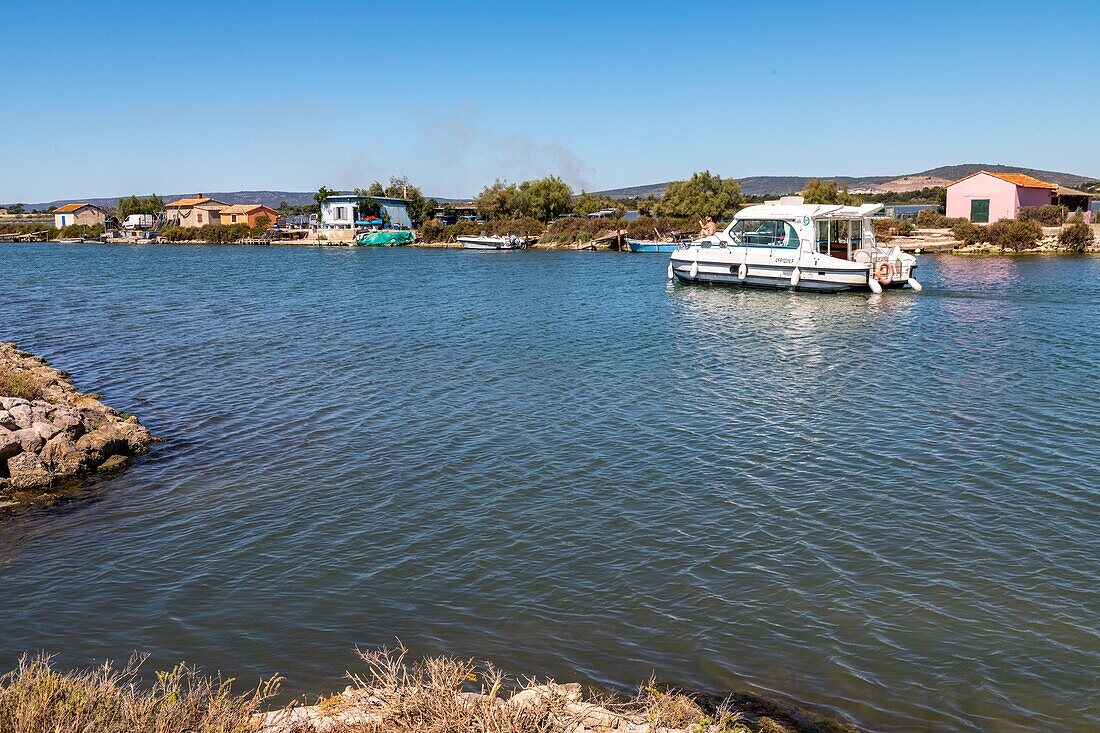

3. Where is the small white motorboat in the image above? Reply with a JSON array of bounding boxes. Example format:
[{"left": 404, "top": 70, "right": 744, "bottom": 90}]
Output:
[
  {"left": 668, "top": 197, "right": 922, "bottom": 294},
  {"left": 457, "top": 235, "right": 529, "bottom": 250}
]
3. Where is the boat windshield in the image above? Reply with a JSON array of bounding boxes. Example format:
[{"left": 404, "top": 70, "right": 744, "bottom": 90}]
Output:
[{"left": 729, "top": 219, "right": 800, "bottom": 248}]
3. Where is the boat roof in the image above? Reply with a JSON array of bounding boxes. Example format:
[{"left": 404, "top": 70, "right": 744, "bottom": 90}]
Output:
[{"left": 735, "top": 196, "right": 883, "bottom": 220}]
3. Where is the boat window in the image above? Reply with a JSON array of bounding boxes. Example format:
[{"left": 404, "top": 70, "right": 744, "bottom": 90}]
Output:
[
  {"left": 850, "top": 220, "right": 863, "bottom": 248},
  {"left": 730, "top": 219, "right": 800, "bottom": 248}
]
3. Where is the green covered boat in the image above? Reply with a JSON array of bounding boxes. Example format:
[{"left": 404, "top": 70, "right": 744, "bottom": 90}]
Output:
[{"left": 355, "top": 230, "right": 415, "bottom": 246}]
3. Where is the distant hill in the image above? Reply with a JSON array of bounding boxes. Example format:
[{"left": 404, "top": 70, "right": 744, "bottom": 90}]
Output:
[
  {"left": 595, "top": 164, "right": 1097, "bottom": 198},
  {"left": 7, "top": 164, "right": 1096, "bottom": 210}
]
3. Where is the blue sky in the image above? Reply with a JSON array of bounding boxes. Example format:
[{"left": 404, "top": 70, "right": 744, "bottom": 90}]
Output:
[{"left": 2, "top": 0, "right": 1097, "bottom": 202}]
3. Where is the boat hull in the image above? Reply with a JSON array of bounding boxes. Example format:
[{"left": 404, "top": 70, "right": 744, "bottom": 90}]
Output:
[
  {"left": 625, "top": 238, "right": 678, "bottom": 253},
  {"left": 458, "top": 236, "right": 525, "bottom": 250},
  {"left": 668, "top": 248, "right": 912, "bottom": 293}
]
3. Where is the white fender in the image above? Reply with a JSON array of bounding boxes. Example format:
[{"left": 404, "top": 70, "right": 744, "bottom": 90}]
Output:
[
  {"left": 908, "top": 277, "right": 923, "bottom": 292},
  {"left": 869, "top": 276, "right": 883, "bottom": 294},
  {"left": 689, "top": 260, "right": 699, "bottom": 279},
  {"left": 738, "top": 262, "right": 747, "bottom": 280},
  {"left": 667, "top": 261, "right": 674, "bottom": 279},
  {"left": 790, "top": 267, "right": 801, "bottom": 288}
]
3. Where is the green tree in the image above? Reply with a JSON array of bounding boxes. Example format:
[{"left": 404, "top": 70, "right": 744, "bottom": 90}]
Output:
[
  {"left": 384, "top": 176, "right": 430, "bottom": 226},
  {"left": 8, "top": 204, "right": 24, "bottom": 214},
  {"left": 117, "top": 194, "right": 164, "bottom": 218},
  {"left": 518, "top": 176, "right": 573, "bottom": 222},
  {"left": 314, "top": 186, "right": 337, "bottom": 207},
  {"left": 801, "top": 179, "right": 859, "bottom": 205},
  {"left": 655, "top": 171, "right": 743, "bottom": 219},
  {"left": 475, "top": 180, "right": 526, "bottom": 220},
  {"left": 366, "top": 181, "right": 385, "bottom": 196}
]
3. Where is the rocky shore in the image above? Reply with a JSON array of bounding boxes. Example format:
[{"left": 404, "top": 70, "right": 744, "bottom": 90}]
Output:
[{"left": 0, "top": 343, "right": 151, "bottom": 506}]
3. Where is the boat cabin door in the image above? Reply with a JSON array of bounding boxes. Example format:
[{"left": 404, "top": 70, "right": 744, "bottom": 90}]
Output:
[{"left": 815, "top": 219, "right": 864, "bottom": 260}]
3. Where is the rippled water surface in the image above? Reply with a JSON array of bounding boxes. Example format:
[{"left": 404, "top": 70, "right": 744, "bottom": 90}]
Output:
[{"left": 0, "top": 245, "right": 1097, "bottom": 732}]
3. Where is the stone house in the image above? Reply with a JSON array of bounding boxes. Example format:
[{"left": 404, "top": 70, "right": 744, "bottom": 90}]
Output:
[
  {"left": 164, "top": 195, "right": 229, "bottom": 227},
  {"left": 220, "top": 204, "right": 278, "bottom": 228},
  {"left": 53, "top": 203, "right": 108, "bottom": 228}
]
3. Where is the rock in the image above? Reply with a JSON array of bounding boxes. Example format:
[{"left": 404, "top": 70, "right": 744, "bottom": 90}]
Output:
[
  {"left": 76, "top": 426, "right": 129, "bottom": 461},
  {"left": 0, "top": 429, "right": 21, "bottom": 461},
  {"left": 50, "top": 409, "right": 84, "bottom": 439},
  {"left": 7, "top": 404, "right": 33, "bottom": 429},
  {"left": 11, "top": 427, "right": 44, "bottom": 453},
  {"left": 40, "top": 435, "right": 85, "bottom": 476},
  {"left": 32, "top": 421, "right": 61, "bottom": 443},
  {"left": 0, "top": 411, "right": 17, "bottom": 430},
  {"left": 7, "top": 452, "right": 51, "bottom": 490},
  {"left": 97, "top": 454, "right": 130, "bottom": 472}
]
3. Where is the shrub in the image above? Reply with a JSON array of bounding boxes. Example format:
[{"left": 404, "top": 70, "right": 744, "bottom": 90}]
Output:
[
  {"left": 1059, "top": 215, "right": 1095, "bottom": 252},
  {"left": 872, "top": 218, "right": 913, "bottom": 242},
  {"left": 951, "top": 220, "right": 986, "bottom": 245},
  {"left": 989, "top": 219, "right": 1042, "bottom": 252},
  {"left": 1018, "top": 205, "right": 1066, "bottom": 226},
  {"left": 160, "top": 226, "right": 195, "bottom": 242},
  {"left": 57, "top": 224, "right": 103, "bottom": 239},
  {"left": 0, "top": 366, "right": 44, "bottom": 400},
  {"left": 0, "top": 653, "right": 280, "bottom": 733},
  {"left": 624, "top": 216, "right": 696, "bottom": 240},
  {"left": 914, "top": 209, "right": 962, "bottom": 229}
]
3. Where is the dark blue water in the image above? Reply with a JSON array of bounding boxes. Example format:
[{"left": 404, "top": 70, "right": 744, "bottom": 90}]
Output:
[{"left": 0, "top": 245, "right": 1097, "bottom": 732}]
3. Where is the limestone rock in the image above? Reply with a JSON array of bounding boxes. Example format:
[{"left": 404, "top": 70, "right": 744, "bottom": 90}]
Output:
[
  {"left": 40, "top": 435, "right": 85, "bottom": 476},
  {"left": 32, "top": 420, "right": 61, "bottom": 442},
  {"left": 0, "top": 411, "right": 17, "bottom": 430},
  {"left": 7, "top": 452, "right": 51, "bottom": 490},
  {"left": 0, "top": 429, "right": 21, "bottom": 461},
  {"left": 97, "top": 454, "right": 130, "bottom": 473},
  {"left": 7, "top": 404, "right": 33, "bottom": 429},
  {"left": 11, "top": 427, "right": 44, "bottom": 454}
]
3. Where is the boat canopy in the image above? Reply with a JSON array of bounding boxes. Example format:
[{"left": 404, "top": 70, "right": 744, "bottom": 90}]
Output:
[{"left": 735, "top": 200, "right": 883, "bottom": 221}]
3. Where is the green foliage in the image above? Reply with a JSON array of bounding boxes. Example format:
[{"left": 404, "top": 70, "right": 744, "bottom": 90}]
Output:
[
  {"left": 988, "top": 219, "right": 1042, "bottom": 252},
  {"left": 253, "top": 214, "right": 271, "bottom": 231},
  {"left": 6, "top": 204, "right": 24, "bottom": 214},
  {"left": 914, "top": 209, "right": 966, "bottom": 229},
  {"left": 951, "top": 219, "right": 985, "bottom": 245},
  {"left": 1018, "top": 205, "right": 1066, "bottom": 226},
  {"left": 519, "top": 176, "right": 572, "bottom": 222},
  {"left": 160, "top": 224, "right": 251, "bottom": 243},
  {"left": 1058, "top": 215, "right": 1094, "bottom": 252},
  {"left": 57, "top": 224, "right": 104, "bottom": 239},
  {"left": 801, "top": 179, "right": 859, "bottom": 205},
  {"left": 417, "top": 217, "right": 546, "bottom": 243},
  {"left": 116, "top": 194, "right": 163, "bottom": 218},
  {"left": 654, "top": 171, "right": 743, "bottom": 219},
  {"left": 624, "top": 216, "right": 696, "bottom": 240},
  {"left": 365, "top": 181, "right": 385, "bottom": 197},
  {"left": 860, "top": 186, "right": 946, "bottom": 206},
  {"left": 475, "top": 180, "right": 526, "bottom": 220},
  {"left": 952, "top": 219, "right": 1043, "bottom": 251},
  {"left": 573, "top": 192, "right": 624, "bottom": 217},
  {"left": 0, "top": 366, "right": 44, "bottom": 400},
  {"left": 872, "top": 219, "right": 914, "bottom": 241},
  {"left": 384, "top": 176, "right": 431, "bottom": 226},
  {"left": 314, "top": 186, "right": 337, "bottom": 207}
]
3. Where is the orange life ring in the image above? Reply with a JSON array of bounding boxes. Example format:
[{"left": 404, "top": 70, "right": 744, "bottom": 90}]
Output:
[{"left": 876, "top": 261, "right": 894, "bottom": 285}]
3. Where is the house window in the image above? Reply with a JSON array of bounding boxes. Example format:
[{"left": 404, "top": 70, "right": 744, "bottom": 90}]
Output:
[
  {"left": 231, "top": 215, "right": 237, "bottom": 223},
  {"left": 970, "top": 199, "right": 990, "bottom": 223},
  {"left": 335, "top": 206, "right": 346, "bottom": 220},
  {"left": 198, "top": 213, "right": 204, "bottom": 223}
]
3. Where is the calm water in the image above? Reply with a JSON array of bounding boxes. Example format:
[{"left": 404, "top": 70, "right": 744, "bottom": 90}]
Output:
[{"left": 0, "top": 245, "right": 1097, "bottom": 732}]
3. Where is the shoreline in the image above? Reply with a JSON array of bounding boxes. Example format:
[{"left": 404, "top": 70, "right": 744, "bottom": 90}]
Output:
[
  {"left": 3, "top": 649, "right": 864, "bottom": 733},
  {"left": 0, "top": 343, "right": 152, "bottom": 509}
]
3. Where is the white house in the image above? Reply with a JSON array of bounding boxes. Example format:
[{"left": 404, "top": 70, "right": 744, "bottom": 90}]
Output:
[{"left": 320, "top": 194, "right": 413, "bottom": 231}]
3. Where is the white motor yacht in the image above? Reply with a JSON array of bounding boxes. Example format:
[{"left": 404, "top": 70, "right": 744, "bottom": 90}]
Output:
[{"left": 668, "top": 197, "right": 922, "bottom": 294}]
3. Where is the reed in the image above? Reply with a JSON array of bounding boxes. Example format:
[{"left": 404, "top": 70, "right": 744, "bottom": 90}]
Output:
[{"left": 0, "top": 653, "right": 281, "bottom": 733}]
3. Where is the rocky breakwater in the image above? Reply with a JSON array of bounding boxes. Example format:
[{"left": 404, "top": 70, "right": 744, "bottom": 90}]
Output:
[{"left": 0, "top": 343, "right": 151, "bottom": 504}]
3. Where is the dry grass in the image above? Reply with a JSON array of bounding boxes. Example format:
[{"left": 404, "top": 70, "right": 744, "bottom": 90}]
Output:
[
  {"left": 0, "top": 653, "right": 281, "bottom": 733},
  {"left": 327, "top": 646, "right": 579, "bottom": 732},
  {"left": 0, "top": 365, "right": 44, "bottom": 400}
]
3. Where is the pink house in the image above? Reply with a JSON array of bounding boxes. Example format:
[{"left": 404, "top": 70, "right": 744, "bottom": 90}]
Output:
[{"left": 945, "top": 171, "right": 1058, "bottom": 223}]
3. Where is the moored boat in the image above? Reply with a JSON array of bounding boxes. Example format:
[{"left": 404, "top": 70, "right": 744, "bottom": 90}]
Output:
[
  {"left": 625, "top": 238, "right": 679, "bottom": 253},
  {"left": 668, "top": 197, "right": 922, "bottom": 294},
  {"left": 457, "top": 235, "right": 529, "bottom": 250},
  {"left": 355, "top": 230, "right": 415, "bottom": 247}
]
